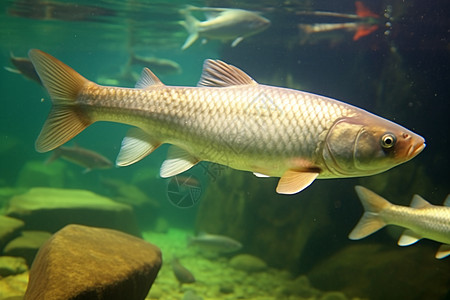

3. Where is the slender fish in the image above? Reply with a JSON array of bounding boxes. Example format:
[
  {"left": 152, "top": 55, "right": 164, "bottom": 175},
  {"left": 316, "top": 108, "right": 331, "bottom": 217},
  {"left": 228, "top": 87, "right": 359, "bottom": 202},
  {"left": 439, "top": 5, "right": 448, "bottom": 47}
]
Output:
[
  {"left": 180, "top": 6, "right": 271, "bottom": 49},
  {"left": 171, "top": 258, "right": 196, "bottom": 284},
  {"left": 47, "top": 144, "right": 112, "bottom": 173},
  {"left": 187, "top": 232, "right": 242, "bottom": 253},
  {"left": 349, "top": 186, "right": 450, "bottom": 259},
  {"left": 28, "top": 50, "right": 425, "bottom": 194}
]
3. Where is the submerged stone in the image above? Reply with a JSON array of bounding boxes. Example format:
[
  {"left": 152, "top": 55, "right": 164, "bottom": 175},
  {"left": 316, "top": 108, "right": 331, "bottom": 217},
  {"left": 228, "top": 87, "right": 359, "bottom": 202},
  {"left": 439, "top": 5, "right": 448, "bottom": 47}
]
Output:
[
  {"left": 0, "top": 272, "right": 28, "bottom": 299},
  {"left": 6, "top": 187, "right": 141, "bottom": 237},
  {"left": 3, "top": 231, "right": 52, "bottom": 266},
  {"left": 0, "top": 215, "right": 24, "bottom": 250},
  {"left": 24, "top": 224, "right": 162, "bottom": 300},
  {"left": 0, "top": 256, "right": 28, "bottom": 277},
  {"left": 15, "top": 160, "right": 67, "bottom": 188}
]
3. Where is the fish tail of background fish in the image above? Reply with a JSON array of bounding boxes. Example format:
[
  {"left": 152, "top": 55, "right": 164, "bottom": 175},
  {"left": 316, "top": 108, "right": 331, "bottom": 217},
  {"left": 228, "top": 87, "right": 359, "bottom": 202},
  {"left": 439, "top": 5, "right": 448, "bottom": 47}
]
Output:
[
  {"left": 28, "top": 49, "right": 93, "bottom": 153},
  {"left": 179, "top": 12, "right": 200, "bottom": 50},
  {"left": 348, "top": 185, "right": 392, "bottom": 240},
  {"left": 45, "top": 148, "right": 62, "bottom": 164}
]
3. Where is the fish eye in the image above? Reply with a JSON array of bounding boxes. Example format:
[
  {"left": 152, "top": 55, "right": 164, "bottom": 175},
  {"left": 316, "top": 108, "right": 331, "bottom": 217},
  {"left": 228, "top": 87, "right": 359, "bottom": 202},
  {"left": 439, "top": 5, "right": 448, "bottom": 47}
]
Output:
[{"left": 381, "top": 133, "right": 396, "bottom": 149}]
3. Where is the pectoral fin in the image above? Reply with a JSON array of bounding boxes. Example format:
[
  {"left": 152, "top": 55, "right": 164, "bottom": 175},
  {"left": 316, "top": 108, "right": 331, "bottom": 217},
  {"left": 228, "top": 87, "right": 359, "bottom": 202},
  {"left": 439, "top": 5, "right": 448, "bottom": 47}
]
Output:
[
  {"left": 436, "top": 244, "right": 450, "bottom": 259},
  {"left": 160, "top": 146, "right": 199, "bottom": 178},
  {"left": 398, "top": 229, "right": 422, "bottom": 246},
  {"left": 276, "top": 170, "right": 319, "bottom": 194},
  {"left": 231, "top": 37, "right": 244, "bottom": 47},
  {"left": 116, "top": 128, "right": 160, "bottom": 167},
  {"left": 253, "top": 172, "right": 270, "bottom": 178}
]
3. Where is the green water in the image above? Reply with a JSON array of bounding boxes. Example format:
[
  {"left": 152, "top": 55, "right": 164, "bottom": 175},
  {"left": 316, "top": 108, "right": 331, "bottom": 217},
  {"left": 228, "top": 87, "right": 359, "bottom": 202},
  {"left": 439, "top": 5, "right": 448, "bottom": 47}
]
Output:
[{"left": 0, "top": 1, "right": 449, "bottom": 299}]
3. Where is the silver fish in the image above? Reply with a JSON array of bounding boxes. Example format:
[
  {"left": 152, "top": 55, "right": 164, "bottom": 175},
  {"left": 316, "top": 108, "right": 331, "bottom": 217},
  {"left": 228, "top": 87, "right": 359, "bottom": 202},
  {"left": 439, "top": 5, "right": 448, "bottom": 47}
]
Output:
[
  {"left": 180, "top": 6, "right": 271, "bottom": 50},
  {"left": 188, "top": 232, "right": 242, "bottom": 253},
  {"left": 28, "top": 49, "right": 425, "bottom": 194},
  {"left": 349, "top": 186, "right": 450, "bottom": 259}
]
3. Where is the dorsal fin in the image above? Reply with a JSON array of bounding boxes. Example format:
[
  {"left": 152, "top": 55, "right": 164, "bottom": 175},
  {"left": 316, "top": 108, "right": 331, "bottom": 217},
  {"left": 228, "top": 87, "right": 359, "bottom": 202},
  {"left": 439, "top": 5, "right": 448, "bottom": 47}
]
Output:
[
  {"left": 444, "top": 195, "right": 450, "bottom": 207},
  {"left": 135, "top": 67, "right": 164, "bottom": 89},
  {"left": 410, "top": 194, "right": 432, "bottom": 209},
  {"left": 197, "top": 59, "right": 257, "bottom": 87}
]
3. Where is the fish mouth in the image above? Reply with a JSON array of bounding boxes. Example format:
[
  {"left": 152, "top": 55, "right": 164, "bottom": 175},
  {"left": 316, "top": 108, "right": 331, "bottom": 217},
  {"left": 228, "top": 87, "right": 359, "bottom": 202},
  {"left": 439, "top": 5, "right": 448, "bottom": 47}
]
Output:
[{"left": 407, "top": 141, "right": 426, "bottom": 158}]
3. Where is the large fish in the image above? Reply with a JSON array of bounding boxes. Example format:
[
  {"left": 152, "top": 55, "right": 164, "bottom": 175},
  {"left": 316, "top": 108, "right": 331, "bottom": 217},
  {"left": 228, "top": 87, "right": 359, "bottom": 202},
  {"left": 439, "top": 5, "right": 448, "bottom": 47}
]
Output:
[
  {"left": 180, "top": 6, "right": 271, "bottom": 50},
  {"left": 28, "top": 49, "right": 425, "bottom": 194},
  {"left": 349, "top": 186, "right": 450, "bottom": 259}
]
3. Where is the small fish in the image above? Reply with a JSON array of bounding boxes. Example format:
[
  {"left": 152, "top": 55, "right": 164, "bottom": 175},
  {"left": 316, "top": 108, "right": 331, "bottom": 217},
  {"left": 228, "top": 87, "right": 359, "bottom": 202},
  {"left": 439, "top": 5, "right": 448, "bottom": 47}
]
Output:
[
  {"left": 129, "top": 53, "right": 181, "bottom": 75},
  {"left": 349, "top": 186, "right": 450, "bottom": 259},
  {"left": 4, "top": 53, "right": 41, "bottom": 84},
  {"left": 179, "top": 6, "right": 271, "bottom": 50},
  {"left": 297, "top": 1, "right": 380, "bottom": 41},
  {"left": 47, "top": 144, "right": 113, "bottom": 173},
  {"left": 171, "top": 258, "right": 196, "bottom": 284},
  {"left": 28, "top": 50, "right": 425, "bottom": 194},
  {"left": 188, "top": 232, "right": 242, "bottom": 253}
]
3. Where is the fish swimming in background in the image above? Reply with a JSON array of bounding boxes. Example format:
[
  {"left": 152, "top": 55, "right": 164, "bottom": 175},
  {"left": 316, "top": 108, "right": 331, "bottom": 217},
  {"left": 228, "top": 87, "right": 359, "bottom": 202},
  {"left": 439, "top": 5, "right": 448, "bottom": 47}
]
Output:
[
  {"left": 28, "top": 49, "right": 425, "bottom": 194},
  {"left": 47, "top": 144, "right": 113, "bottom": 173},
  {"left": 171, "top": 257, "right": 196, "bottom": 284},
  {"left": 188, "top": 232, "right": 242, "bottom": 253},
  {"left": 179, "top": 6, "right": 271, "bottom": 50},
  {"left": 4, "top": 52, "right": 41, "bottom": 84},
  {"left": 297, "top": 1, "right": 381, "bottom": 41},
  {"left": 128, "top": 53, "right": 181, "bottom": 75},
  {"left": 349, "top": 186, "right": 450, "bottom": 259}
]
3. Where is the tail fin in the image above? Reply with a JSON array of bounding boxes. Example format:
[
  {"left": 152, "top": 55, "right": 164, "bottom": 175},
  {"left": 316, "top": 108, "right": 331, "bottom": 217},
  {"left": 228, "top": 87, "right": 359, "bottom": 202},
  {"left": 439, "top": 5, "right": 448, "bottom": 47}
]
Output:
[
  {"left": 353, "top": 25, "right": 378, "bottom": 40},
  {"left": 180, "top": 13, "right": 200, "bottom": 50},
  {"left": 28, "top": 49, "right": 93, "bottom": 153},
  {"left": 348, "top": 186, "right": 391, "bottom": 240},
  {"left": 355, "top": 1, "right": 379, "bottom": 18},
  {"left": 45, "top": 147, "right": 62, "bottom": 164}
]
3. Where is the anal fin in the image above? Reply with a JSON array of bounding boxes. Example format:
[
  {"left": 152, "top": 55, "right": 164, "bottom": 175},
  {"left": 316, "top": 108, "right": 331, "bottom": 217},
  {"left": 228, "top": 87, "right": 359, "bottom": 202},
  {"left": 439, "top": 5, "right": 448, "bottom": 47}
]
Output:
[
  {"left": 276, "top": 169, "right": 319, "bottom": 194},
  {"left": 436, "top": 244, "right": 450, "bottom": 259},
  {"left": 160, "top": 146, "right": 199, "bottom": 177},
  {"left": 398, "top": 229, "right": 422, "bottom": 246},
  {"left": 116, "top": 127, "right": 160, "bottom": 166}
]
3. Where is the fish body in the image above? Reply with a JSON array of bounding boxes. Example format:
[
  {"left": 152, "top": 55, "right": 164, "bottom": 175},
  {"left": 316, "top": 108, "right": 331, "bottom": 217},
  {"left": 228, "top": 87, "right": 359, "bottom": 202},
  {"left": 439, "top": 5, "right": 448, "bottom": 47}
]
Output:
[
  {"left": 188, "top": 232, "right": 242, "bottom": 253},
  {"left": 171, "top": 258, "right": 196, "bottom": 284},
  {"left": 28, "top": 50, "right": 425, "bottom": 194},
  {"left": 180, "top": 6, "right": 270, "bottom": 49},
  {"left": 47, "top": 144, "right": 112, "bottom": 172},
  {"left": 349, "top": 186, "right": 450, "bottom": 259},
  {"left": 297, "top": 1, "right": 380, "bottom": 41}
]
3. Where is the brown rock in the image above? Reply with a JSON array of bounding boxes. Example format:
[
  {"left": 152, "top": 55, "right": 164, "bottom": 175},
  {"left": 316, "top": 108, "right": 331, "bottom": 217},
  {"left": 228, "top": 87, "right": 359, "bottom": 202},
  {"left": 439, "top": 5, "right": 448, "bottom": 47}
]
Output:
[{"left": 24, "top": 224, "right": 162, "bottom": 300}]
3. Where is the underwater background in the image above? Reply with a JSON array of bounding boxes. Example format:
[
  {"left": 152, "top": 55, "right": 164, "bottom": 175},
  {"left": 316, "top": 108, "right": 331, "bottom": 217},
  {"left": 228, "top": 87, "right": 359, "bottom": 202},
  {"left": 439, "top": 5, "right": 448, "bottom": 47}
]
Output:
[{"left": 0, "top": 0, "right": 449, "bottom": 299}]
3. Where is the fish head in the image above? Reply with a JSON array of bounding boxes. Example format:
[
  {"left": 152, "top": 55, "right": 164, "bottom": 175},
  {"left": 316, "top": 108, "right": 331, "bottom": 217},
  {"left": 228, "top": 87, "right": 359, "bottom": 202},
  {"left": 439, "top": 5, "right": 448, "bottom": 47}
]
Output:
[
  {"left": 248, "top": 14, "right": 271, "bottom": 32},
  {"left": 232, "top": 10, "right": 270, "bottom": 34},
  {"left": 323, "top": 113, "right": 425, "bottom": 177}
]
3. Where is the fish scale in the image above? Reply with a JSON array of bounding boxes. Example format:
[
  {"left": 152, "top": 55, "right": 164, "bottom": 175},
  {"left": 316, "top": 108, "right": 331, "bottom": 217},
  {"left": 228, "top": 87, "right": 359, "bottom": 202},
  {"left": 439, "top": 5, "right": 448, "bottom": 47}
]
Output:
[{"left": 28, "top": 49, "right": 425, "bottom": 194}]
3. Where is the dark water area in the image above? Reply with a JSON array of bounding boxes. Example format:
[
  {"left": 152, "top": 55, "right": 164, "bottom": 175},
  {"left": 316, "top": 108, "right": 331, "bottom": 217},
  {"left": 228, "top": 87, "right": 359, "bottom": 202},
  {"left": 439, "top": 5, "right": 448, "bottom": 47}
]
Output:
[{"left": 0, "top": 0, "right": 449, "bottom": 299}]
